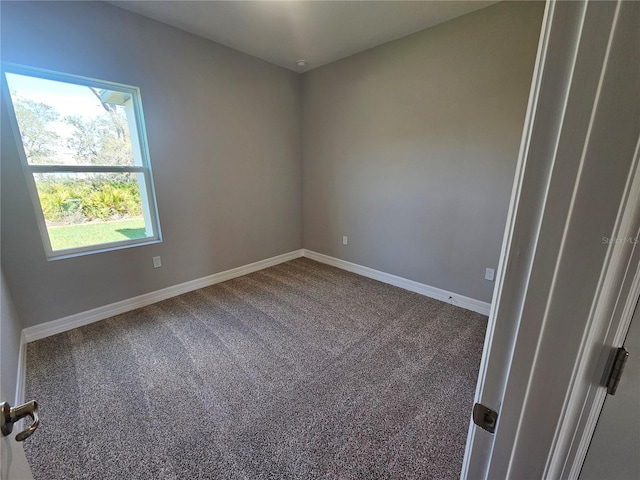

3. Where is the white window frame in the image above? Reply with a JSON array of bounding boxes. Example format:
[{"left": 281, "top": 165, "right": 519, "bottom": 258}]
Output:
[{"left": 1, "top": 63, "right": 162, "bottom": 260}]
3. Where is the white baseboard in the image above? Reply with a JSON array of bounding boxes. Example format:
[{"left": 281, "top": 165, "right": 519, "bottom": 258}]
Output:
[
  {"left": 22, "top": 247, "right": 489, "bottom": 346},
  {"left": 302, "top": 249, "right": 491, "bottom": 316},
  {"left": 23, "top": 249, "right": 304, "bottom": 343}
]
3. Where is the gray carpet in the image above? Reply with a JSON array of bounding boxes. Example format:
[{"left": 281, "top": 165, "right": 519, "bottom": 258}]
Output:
[{"left": 24, "top": 258, "right": 487, "bottom": 479}]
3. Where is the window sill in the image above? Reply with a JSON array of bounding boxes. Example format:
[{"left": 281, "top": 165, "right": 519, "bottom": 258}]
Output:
[{"left": 46, "top": 237, "right": 162, "bottom": 261}]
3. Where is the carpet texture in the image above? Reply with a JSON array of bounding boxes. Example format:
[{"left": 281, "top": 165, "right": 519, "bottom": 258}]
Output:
[{"left": 24, "top": 258, "right": 487, "bottom": 479}]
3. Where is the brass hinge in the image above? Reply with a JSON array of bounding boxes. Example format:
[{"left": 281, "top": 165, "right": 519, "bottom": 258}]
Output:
[
  {"left": 606, "top": 346, "right": 629, "bottom": 395},
  {"left": 473, "top": 403, "right": 498, "bottom": 434}
]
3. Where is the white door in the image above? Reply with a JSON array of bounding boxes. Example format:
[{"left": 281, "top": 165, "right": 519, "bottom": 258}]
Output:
[
  {"left": 1, "top": 434, "right": 35, "bottom": 480},
  {"left": 462, "top": 0, "right": 640, "bottom": 477},
  {"left": 1, "top": 270, "right": 34, "bottom": 478},
  {"left": 579, "top": 302, "right": 640, "bottom": 480}
]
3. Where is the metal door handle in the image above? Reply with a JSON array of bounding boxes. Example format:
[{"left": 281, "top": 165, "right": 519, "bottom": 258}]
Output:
[{"left": 1, "top": 400, "right": 39, "bottom": 441}]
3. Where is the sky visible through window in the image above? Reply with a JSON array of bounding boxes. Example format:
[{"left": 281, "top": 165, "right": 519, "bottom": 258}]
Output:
[
  {"left": 7, "top": 73, "right": 102, "bottom": 117},
  {"left": 5, "top": 72, "right": 134, "bottom": 166}
]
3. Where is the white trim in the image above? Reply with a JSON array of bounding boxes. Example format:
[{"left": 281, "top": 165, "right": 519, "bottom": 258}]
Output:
[
  {"left": 553, "top": 133, "right": 640, "bottom": 479},
  {"left": 15, "top": 331, "right": 27, "bottom": 406},
  {"left": 518, "top": 0, "right": 617, "bottom": 475},
  {"left": 23, "top": 249, "right": 304, "bottom": 342},
  {"left": 302, "top": 249, "right": 491, "bottom": 315},
  {"left": 570, "top": 388, "right": 607, "bottom": 478},
  {"left": 461, "top": 1, "right": 556, "bottom": 474}
]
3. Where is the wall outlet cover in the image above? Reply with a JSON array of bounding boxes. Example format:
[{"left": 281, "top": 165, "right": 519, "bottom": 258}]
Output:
[{"left": 485, "top": 268, "right": 495, "bottom": 281}]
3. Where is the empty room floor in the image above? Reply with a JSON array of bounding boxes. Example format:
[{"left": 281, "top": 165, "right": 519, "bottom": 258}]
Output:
[{"left": 23, "top": 258, "right": 487, "bottom": 479}]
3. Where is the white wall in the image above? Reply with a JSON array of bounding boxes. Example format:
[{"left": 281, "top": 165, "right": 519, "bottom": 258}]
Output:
[
  {"left": 301, "top": 1, "right": 543, "bottom": 302},
  {"left": 0, "top": 1, "right": 302, "bottom": 328}
]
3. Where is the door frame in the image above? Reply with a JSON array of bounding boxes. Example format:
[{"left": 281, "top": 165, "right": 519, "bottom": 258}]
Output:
[
  {"left": 549, "top": 137, "right": 640, "bottom": 479},
  {"left": 461, "top": 0, "right": 640, "bottom": 478}
]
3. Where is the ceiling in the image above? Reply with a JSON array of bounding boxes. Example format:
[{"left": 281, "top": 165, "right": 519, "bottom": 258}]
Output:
[{"left": 109, "top": 1, "right": 498, "bottom": 72}]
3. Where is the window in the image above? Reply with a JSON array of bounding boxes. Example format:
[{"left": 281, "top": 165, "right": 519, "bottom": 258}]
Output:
[{"left": 2, "top": 65, "right": 161, "bottom": 259}]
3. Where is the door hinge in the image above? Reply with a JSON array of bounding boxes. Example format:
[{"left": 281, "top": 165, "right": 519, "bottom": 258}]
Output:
[
  {"left": 606, "top": 346, "right": 629, "bottom": 395},
  {"left": 473, "top": 403, "right": 498, "bottom": 434}
]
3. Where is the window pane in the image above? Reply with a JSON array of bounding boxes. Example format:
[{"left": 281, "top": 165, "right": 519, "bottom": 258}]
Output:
[
  {"left": 5, "top": 73, "right": 137, "bottom": 166},
  {"left": 33, "top": 172, "right": 152, "bottom": 251}
]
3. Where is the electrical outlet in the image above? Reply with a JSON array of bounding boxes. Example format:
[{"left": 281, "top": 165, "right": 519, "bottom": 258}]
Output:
[
  {"left": 485, "top": 268, "right": 495, "bottom": 281},
  {"left": 342, "top": 235, "right": 348, "bottom": 245},
  {"left": 153, "top": 256, "right": 162, "bottom": 268}
]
